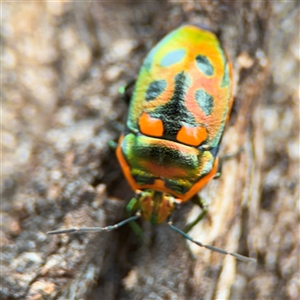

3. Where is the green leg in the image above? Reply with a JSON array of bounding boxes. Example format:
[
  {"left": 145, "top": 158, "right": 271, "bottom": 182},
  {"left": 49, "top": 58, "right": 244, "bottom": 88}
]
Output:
[
  {"left": 214, "top": 147, "right": 244, "bottom": 179},
  {"left": 108, "top": 140, "right": 118, "bottom": 149},
  {"left": 183, "top": 194, "right": 208, "bottom": 233},
  {"left": 108, "top": 81, "right": 137, "bottom": 149},
  {"left": 126, "top": 197, "right": 144, "bottom": 240},
  {"left": 119, "top": 79, "right": 136, "bottom": 104}
]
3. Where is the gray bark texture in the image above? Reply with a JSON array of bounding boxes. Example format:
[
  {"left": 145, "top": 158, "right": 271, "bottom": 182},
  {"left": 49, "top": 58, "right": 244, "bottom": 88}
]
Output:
[{"left": 1, "top": 1, "right": 299, "bottom": 299}]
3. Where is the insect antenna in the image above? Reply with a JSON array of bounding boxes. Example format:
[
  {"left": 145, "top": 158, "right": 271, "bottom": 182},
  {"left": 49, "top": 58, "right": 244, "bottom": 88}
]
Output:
[
  {"left": 168, "top": 220, "right": 256, "bottom": 263},
  {"left": 47, "top": 212, "right": 141, "bottom": 235}
]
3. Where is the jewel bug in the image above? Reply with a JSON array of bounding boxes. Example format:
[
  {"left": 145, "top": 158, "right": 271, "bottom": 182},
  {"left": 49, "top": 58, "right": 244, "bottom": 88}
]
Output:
[{"left": 48, "top": 25, "right": 255, "bottom": 263}]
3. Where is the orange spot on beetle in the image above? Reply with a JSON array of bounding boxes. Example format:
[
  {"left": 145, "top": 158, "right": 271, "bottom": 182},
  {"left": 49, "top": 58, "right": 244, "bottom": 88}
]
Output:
[
  {"left": 139, "top": 112, "right": 164, "bottom": 137},
  {"left": 176, "top": 125, "right": 207, "bottom": 146}
]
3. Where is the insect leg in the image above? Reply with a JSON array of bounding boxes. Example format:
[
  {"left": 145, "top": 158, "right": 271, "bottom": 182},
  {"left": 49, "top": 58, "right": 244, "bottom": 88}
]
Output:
[
  {"left": 183, "top": 194, "right": 208, "bottom": 233},
  {"left": 214, "top": 147, "right": 244, "bottom": 178},
  {"left": 126, "top": 197, "right": 144, "bottom": 240}
]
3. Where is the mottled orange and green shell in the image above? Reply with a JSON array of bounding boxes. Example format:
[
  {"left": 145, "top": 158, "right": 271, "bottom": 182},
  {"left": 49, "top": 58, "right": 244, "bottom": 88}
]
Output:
[{"left": 116, "top": 25, "right": 233, "bottom": 224}]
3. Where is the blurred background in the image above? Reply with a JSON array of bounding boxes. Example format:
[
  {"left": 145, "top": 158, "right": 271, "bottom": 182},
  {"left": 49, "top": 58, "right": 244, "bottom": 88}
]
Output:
[{"left": 1, "top": 1, "right": 299, "bottom": 299}]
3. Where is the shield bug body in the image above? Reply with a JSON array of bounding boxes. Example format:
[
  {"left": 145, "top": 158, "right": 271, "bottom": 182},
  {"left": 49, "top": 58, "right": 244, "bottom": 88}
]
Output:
[
  {"left": 117, "top": 25, "right": 233, "bottom": 224},
  {"left": 48, "top": 25, "right": 255, "bottom": 263}
]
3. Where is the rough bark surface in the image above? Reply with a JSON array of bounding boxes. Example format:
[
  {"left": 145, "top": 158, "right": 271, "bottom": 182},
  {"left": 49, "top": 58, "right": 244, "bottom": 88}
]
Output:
[{"left": 1, "top": 1, "right": 299, "bottom": 300}]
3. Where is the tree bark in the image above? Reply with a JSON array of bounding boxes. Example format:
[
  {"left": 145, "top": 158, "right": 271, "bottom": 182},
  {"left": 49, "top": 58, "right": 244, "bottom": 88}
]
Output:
[{"left": 1, "top": 1, "right": 299, "bottom": 299}]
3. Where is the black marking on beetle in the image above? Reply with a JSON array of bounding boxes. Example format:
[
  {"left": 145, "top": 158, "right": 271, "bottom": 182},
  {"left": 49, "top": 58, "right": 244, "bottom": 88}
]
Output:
[
  {"left": 164, "top": 180, "right": 189, "bottom": 194},
  {"left": 151, "top": 72, "right": 197, "bottom": 140},
  {"left": 209, "top": 145, "right": 220, "bottom": 158},
  {"left": 195, "top": 89, "right": 214, "bottom": 115},
  {"left": 145, "top": 80, "right": 167, "bottom": 101},
  {"left": 196, "top": 55, "right": 214, "bottom": 76},
  {"left": 133, "top": 175, "right": 155, "bottom": 185}
]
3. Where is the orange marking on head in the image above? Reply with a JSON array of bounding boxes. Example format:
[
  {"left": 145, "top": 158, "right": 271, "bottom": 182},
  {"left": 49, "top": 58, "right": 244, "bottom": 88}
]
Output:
[
  {"left": 139, "top": 112, "right": 164, "bottom": 137},
  {"left": 176, "top": 125, "right": 207, "bottom": 146}
]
